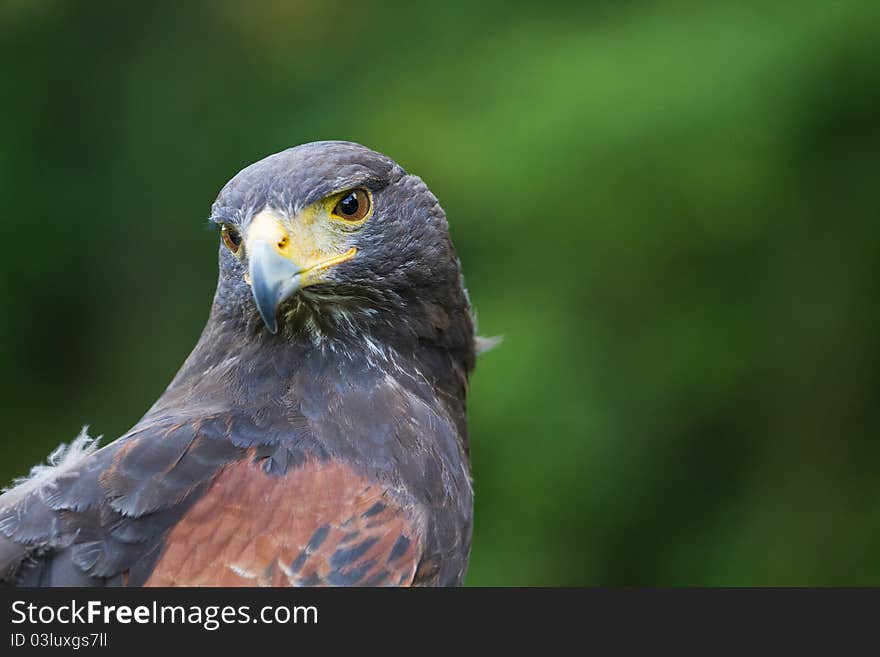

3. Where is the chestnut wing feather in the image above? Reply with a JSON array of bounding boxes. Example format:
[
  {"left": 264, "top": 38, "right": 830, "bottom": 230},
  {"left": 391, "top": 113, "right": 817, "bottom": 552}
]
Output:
[{"left": 144, "top": 458, "right": 423, "bottom": 587}]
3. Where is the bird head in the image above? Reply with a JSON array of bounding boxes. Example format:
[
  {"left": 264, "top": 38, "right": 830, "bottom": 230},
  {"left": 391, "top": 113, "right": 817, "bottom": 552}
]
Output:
[{"left": 208, "top": 142, "right": 474, "bottom": 358}]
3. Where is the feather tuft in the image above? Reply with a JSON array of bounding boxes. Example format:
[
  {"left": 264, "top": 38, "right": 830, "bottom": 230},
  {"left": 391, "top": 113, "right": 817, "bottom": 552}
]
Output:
[
  {"left": 0, "top": 427, "right": 101, "bottom": 510},
  {"left": 475, "top": 335, "right": 503, "bottom": 355}
]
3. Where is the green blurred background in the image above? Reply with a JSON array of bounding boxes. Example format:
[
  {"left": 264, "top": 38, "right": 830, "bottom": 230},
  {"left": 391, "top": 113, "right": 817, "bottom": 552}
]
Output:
[{"left": 1, "top": 1, "right": 879, "bottom": 585}]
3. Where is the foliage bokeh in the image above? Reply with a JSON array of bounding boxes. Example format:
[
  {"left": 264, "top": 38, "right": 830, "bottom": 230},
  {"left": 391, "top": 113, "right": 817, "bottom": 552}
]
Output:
[{"left": 1, "top": 0, "right": 879, "bottom": 585}]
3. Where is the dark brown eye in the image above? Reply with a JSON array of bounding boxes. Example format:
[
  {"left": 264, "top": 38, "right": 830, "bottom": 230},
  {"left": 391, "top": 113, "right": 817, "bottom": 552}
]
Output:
[
  {"left": 221, "top": 224, "right": 242, "bottom": 254},
  {"left": 332, "top": 189, "right": 371, "bottom": 222}
]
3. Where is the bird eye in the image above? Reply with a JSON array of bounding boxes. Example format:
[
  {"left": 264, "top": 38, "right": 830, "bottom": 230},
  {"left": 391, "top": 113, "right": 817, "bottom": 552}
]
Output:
[
  {"left": 331, "top": 189, "right": 371, "bottom": 222},
  {"left": 221, "top": 224, "right": 243, "bottom": 254}
]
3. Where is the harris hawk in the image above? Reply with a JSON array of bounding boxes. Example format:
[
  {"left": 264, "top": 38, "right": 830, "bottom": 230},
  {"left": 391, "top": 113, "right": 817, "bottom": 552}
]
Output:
[{"left": 0, "top": 141, "right": 488, "bottom": 587}]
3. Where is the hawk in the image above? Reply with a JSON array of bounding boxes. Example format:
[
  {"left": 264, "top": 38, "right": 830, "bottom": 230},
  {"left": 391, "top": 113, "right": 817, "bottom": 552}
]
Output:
[{"left": 0, "top": 141, "right": 485, "bottom": 587}]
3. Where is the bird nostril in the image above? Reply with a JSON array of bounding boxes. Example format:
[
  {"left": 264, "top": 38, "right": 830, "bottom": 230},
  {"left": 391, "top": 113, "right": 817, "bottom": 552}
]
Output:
[{"left": 277, "top": 236, "right": 289, "bottom": 250}]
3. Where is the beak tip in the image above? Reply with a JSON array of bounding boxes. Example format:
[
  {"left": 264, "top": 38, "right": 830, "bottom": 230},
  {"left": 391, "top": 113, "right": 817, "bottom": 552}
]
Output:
[
  {"left": 255, "top": 304, "right": 279, "bottom": 334},
  {"left": 248, "top": 239, "right": 302, "bottom": 336}
]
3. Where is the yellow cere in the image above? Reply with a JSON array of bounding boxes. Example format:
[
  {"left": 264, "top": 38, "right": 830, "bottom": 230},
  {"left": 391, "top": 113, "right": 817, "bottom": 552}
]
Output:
[{"left": 245, "top": 195, "right": 365, "bottom": 287}]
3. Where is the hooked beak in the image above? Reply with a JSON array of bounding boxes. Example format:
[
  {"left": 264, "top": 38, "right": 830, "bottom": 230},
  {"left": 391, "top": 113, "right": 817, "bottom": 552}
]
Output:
[
  {"left": 245, "top": 211, "right": 356, "bottom": 333},
  {"left": 248, "top": 238, "right": 303, "bottom": 334}
]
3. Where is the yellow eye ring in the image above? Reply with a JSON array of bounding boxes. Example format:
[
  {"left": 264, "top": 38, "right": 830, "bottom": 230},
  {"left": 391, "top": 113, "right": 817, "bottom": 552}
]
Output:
[
  {"left": 221, "top": 224, "right": 243, "bottom": 255},
  {"left": 330, "top": 189, "right": 371, "bottom": 223}
]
